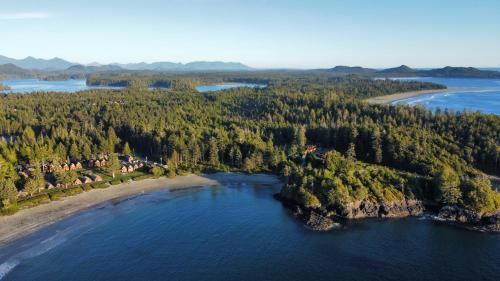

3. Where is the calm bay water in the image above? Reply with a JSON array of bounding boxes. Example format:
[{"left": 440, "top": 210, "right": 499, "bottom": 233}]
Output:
[
  {"left": 392, "top": 77, "right": 500, "bottom": 115},
  {"left": 196, "top": 83, "right": 265, "bottom": 92},
  {"left": 0, "top": 176, "right": 499, "bottom": 281},
  {"left": 0, "top": 79, "right": 121, "bottom": 93},
  {"left": 0, "top": 80, "right": 265, "bottom": 94}
]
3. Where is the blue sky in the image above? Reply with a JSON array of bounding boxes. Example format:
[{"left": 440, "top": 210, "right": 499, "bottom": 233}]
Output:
[{"left": 1, "top": 0, "right": 499, "bottom": 68}]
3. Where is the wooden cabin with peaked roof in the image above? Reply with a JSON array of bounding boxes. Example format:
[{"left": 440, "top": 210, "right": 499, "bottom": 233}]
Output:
[
  {"left": 81, "top": 176, "right": 93, "bottom": 184},
  {"left": 124, "top": 155, "right": 134, "bottom": 163},
  {"left": 90, "top": 174, "right": 103, "bottom": 182}
]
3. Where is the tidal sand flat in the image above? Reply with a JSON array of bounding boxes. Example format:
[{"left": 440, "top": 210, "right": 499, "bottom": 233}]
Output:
[
  {"left": 381, "top": 77, "right": 500, "bottom": 115},
  {"left": 365, "top": 88, "right": 472, "bottom": 104}
]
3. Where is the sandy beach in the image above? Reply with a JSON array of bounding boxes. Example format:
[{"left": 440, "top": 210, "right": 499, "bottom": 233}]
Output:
[
  {"left": 0, "top": 173, "right": 281, "bottom": 246},
  {"left": 365, "top": 87, "right": 476, "bottom": 104}
]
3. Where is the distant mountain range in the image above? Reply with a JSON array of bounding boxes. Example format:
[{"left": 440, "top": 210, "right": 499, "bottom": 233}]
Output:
[
  {"left": 0, "top": 55, "right": 74, "bottom": 70},
  {"left": 0, "top": 55, "right": 252, "bottom": 72},
  {"left": 0, "top": 63, "right": 34, "bottom": 79},
  {"left": 323, "top": 65, "right": 500, "bottom": 78},
  {"left": 1, "top": 54, "right": 499, "bottom": 79}
]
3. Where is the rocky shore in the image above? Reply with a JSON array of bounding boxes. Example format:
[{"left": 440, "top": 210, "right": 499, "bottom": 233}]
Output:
[
  {"left": 275, "top": 194, "right": 500, "bottom": 232},
  {"left": 437, "top": 205, "right": 500, "bottom": 232}
]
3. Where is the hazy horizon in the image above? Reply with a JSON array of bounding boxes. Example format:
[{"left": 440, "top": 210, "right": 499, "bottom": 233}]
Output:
[
  {"left": 2, "top": 54, "right": 500, "bottom": 70},
  {"left": 1, "top": 0, "right": 500, "bottom": 68}
]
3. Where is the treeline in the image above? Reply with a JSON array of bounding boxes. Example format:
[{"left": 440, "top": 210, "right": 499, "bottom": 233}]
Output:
[
  {"left": 85, "top": 72, "right": 443, "bottom": 98},
  {"left": 0, "top": 77, "right": 498, "bottom": 214}
]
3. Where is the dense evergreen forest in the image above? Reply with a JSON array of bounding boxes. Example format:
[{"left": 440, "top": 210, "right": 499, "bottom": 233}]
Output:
[
  {"left": 86, "top": 72, "right": 445, "bottom": 98},
  {"left": 0, "top": 75, "right": 498, "bottom": 220}
]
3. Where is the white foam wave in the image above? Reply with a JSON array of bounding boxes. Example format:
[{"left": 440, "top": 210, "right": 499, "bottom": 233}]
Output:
[
  {"left": 0, "top": 260, "right": 19, "bottom": 280},
  {"left": 0, "top": 227, "right": 75, "bottom": 279}
]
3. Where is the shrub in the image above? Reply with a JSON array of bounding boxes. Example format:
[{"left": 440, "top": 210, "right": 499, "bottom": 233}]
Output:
[
  {"left": 0, "top": 204, "right": 19, "bottom": 216},
  {"left": 133, "top": 174, "right": 153, "bottom": 181},
  {"left": 110, "top": 179, "right": 122, "bottom": 185},
  {"left": 167, "top": 169, "right": 176, "bottom": 178},
  {"left": 92, "top": 183, "right": 109, "bottom": 189},
  {"left": 17, "top": 194, "right": 50, "bottom": 208},
  {"left": 150, "top": 166, "right": 164, "bottom": 177},
  {"left": 65, "top": 187, "right": 83, "bottom": 196},
  {"left": 49, "top": 191, "right": 65, "bottom": 201}
]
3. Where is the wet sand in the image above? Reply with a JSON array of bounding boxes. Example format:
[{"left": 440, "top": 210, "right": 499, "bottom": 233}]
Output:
[{"left": 365, "top": 88, "right": 477, "bottom": 104}]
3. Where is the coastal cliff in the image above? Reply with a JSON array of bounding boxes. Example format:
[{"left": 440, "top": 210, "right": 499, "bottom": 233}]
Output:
[
  {"left": 277, "top": 193, "right": 499, "bottom": 232},
  {"left": 276, "top": 194, "right": 425, "bottom": 231},
  {"left": 437, "top": 205, "right": 500, "bottom": 232}
]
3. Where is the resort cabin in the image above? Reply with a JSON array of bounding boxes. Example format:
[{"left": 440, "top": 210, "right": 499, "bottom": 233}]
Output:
[
  {"left": 121, "top": 166, "right": 128, "bottom": 173},
  {"left": 100, "top": 159, "right": 107, "bottom": 167},
  {"left": 133, "top": 164, "right": 140, "bottom": 170},
  {"left": 94, "top": 160, "right": 102, "bottom": 167},
  {"left": 62, "top": 163, "right": 70, "bottom": 171},
  {"left": 75, "top": 162, "right": 83, "bottom": 169},
  {"left": 17, "top": 190, "right": 29, "bottom": 198},
  {"left": 46, "top": 183, "right": 55, "bottom": 190},
  {"left": 73, "top": 178, "right": 83, "bottom": 186},
  {"left": 305, "top": 145, "right": 317, "bottom": 155},
  {"left": 69, "top": 163, "right": 77, "bottom": 171},
  {"left": 127, "top": 165, "right": 134, "bottom": 173},
  {"left": 81, "top": 176, "right": 93, "bottom": 184},
  {"left": 90, "top": 174, "right": 103, "bottom": 182}
]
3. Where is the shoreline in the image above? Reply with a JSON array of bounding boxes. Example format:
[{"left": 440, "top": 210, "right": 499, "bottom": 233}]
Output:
[
  {"left": 365, "top": 87, "right": 479, "bottom": 104},
  {"left": 0, "top": 173, "right": 280, "bottom": 246}
]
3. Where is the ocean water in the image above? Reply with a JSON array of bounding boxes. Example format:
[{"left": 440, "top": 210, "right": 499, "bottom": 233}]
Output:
[
  {"left": 0, "top": 79, "right": 121, "bottom": 93},
  {"left": 196, "top": 83, "right": 265, "bottom": 92},
  {"left": 0, "top": 176, "right": 499, "bottom": 281},
  {"left": 392, "top": 77, "right": 500, "bottom": 115}
]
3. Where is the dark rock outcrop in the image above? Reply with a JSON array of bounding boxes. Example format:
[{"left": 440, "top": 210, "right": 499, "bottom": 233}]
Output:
[
  {"left": 305, "top": 211, "right": 341, "bottom": 231},
  {"left": 438, "top": 205, "right": 500, "bottom": 232},
  {"left": 343, "top": 199, "right": 424, "bottom": 219}
]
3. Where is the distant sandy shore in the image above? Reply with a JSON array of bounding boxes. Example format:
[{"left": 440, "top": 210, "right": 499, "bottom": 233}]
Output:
[
  {"left": 365, "top": 88, "right": 477, "bottom": 104},
  {"left": 0, "top": 173, "right": 280, "bottom": 246}
]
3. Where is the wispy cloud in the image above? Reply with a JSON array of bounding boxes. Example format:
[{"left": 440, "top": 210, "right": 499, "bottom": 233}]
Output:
[{"left": 0, "top": 12, "right": 50, "bottom": 20}]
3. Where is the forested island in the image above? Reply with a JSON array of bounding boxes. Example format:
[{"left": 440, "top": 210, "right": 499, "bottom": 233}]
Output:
[
  {"left": 0, "top": 74, "right": 498, "bottom": 232},
  {"left": 322, "top": 65, "right": 500, "bottom": 79}
]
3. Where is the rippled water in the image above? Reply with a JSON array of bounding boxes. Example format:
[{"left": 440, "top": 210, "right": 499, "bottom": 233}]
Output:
[
  {"left": 0, "top": 79, "right": 121, "bottom": 93},
  {"left": 392, "top": 77, "right": 500, "bottom": 115},
  {"left": 0, "top": 177, "right": 499, "bottom": 281}
]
